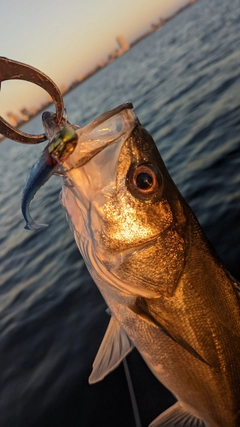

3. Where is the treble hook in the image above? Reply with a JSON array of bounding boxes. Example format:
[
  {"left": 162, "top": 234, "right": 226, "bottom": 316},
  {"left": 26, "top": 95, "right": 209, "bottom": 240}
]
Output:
[{"left": 0, "top": 57, "right": 64, "bottom": 144}]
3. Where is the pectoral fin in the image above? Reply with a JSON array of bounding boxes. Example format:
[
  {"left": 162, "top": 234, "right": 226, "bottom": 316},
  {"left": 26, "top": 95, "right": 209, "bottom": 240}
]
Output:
[
  {"left": 149, "top": 402, "right": 207, "bottom": 427},
  {"left": 129, "top": 298, "right": 211, "bottom": 367},
  {"left": 89, "top": 316, "right": 134, "bottom": 384}
]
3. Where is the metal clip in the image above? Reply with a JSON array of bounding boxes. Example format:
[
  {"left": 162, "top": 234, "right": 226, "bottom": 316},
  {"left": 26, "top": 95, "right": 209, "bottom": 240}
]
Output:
[{"left": 0, "top": 57, "right": 64, "bottom": 143}]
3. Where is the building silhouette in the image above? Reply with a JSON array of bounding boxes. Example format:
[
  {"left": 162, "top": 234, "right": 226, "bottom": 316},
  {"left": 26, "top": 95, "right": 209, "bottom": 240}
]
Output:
[{"left": 116, "top": 35, "right": 130, "bottom": 53}]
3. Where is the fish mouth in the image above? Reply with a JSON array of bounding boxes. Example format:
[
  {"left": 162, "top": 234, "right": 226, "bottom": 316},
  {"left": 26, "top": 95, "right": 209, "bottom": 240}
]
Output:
[{"left": 63, "top": 103, "right": 137, "bottom": 170}]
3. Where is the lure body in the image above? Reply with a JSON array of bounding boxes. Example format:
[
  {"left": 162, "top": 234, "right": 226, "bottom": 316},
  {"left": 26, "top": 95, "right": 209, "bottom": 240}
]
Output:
[{"left": 21, "top": 122, "right": 78, "bottom": 230}]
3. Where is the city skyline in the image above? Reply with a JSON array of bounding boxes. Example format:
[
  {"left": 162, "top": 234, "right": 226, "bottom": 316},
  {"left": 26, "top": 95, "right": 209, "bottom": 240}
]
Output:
[{"left": 0, "top": 0, "right": 189, "bottom": 121}]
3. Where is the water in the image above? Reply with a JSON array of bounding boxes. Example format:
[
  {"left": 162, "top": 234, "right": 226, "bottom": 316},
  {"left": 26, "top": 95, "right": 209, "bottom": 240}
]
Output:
[{"left": 1, "top": 0, "right": 240, "bottom": 425}]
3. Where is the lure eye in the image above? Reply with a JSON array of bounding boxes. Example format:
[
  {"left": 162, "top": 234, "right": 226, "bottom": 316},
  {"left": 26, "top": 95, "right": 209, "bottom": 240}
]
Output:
[
  {"left": 127, "top": 163, "right": 162, "bottom": 199},
  {"left": 64, "top": 142, "right": 76, "bottom": 155}
]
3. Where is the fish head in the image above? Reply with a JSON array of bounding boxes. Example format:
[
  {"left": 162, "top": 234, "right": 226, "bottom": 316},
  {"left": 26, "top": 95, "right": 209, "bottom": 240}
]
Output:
[{"left": 61, "top": 104, "right": 190, "bottom": 299}]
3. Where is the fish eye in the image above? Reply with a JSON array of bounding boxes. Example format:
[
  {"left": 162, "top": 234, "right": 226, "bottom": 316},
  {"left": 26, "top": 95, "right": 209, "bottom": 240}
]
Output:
[
  {"left": 127, "top": 163, "right": 162, "bottom": 199},
  {"left": 135, "top": 170, "right": 153, "bottom": 189}
]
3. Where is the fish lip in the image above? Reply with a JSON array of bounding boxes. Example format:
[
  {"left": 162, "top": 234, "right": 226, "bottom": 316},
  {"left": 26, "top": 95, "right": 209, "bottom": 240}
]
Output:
[
  {"left": 89, "top": 102, "right": 133, "bottom": 127},
  {"left": 42, "top": 103, "right": 133, "bottom": 135},
  {"left": 63, "top": 103, "right": 136, "bottom": 169}
]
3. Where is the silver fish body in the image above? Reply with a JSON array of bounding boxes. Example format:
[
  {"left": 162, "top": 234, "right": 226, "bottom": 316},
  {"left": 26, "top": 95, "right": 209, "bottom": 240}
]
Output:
[{"left": 54, "top": 104, "right": 240, "bottom": 427}]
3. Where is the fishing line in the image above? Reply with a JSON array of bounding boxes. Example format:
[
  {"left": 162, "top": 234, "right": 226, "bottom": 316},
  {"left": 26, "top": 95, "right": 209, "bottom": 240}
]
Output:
[{"left": 123, "top": 357, "right": 142, "bottom": 427}]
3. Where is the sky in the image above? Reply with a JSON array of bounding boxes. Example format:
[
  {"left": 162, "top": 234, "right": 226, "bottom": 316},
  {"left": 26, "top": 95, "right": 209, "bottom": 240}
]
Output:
[{"left": 0, "top": 0, "right": 188, "bottom": 119}]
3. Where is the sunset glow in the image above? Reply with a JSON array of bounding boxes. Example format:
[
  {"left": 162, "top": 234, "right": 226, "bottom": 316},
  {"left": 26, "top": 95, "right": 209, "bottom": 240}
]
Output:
[{"left": 1, "top": 0, "right": 188, "bottom": 118}]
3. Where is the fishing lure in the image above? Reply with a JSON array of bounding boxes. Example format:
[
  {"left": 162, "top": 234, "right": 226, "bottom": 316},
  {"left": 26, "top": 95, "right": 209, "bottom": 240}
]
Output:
[{"left": 21, "top": 126, "right": 78, "bottom": 230}]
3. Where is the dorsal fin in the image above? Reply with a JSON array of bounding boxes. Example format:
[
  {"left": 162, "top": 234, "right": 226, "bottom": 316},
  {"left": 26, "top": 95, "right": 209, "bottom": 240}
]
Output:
[
  {"left": 89, "top": 316, "right": 134, "bottom": 384},
  {"left": 149, "top": 402, "right": 207, "bottom": 427}
]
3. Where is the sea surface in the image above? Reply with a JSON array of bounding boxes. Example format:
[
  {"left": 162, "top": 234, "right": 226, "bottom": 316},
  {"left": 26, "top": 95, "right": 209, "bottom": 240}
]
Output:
[{"left": 1, "top": 0, "right": 240, "bottom": 425}]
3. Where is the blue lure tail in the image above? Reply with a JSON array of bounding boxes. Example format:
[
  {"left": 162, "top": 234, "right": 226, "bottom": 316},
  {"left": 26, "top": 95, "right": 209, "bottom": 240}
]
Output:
[
  {"left": 21, "top": 147, "right": 57, "bottom": 231},
  {"left": 24, "top": 221, "right": 49, "bottom": 231}
]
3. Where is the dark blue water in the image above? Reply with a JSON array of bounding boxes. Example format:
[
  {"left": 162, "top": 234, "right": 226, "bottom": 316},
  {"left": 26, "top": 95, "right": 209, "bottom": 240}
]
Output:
[{"left": 1, "top": 0, "right": 240, "bottom": 425}]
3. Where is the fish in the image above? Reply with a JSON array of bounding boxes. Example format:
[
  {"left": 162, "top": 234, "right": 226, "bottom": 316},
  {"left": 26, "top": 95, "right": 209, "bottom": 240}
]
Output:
[
  {"left": 21, "top": 112, "right": 78, "bottom": 230},
  {"left": 45, "top": 103, "right": 240, "bottom": 426}
]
